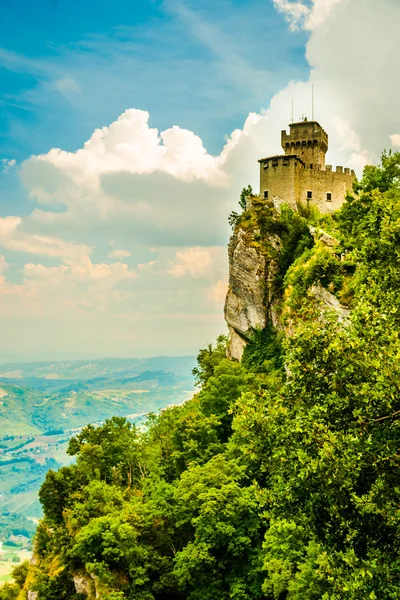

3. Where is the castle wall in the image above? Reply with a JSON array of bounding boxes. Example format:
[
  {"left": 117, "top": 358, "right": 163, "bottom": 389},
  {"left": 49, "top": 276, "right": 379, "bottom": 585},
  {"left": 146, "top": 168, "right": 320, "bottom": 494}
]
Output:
[
  {"left": 259, "top": 156, "right": 300, "bottom": 207},
  {"left": 260, "top": 160, "right": 356, "bottom": 214},
  {"left": 298, "top": 168, "right": 356, "bottom": 213}
]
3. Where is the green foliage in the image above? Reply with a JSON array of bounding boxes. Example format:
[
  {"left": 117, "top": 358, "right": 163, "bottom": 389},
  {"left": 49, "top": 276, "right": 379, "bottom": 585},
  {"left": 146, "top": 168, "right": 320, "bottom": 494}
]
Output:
[
  {"left": 284, "top": 245, "right": 340, "bottom": 307},
  {"left": 353, "top": 150, "right": 400, "bottom": 194},
  {"left": 229, "top": 185, "right": 254, "bottom": 229},
  {"left": 0, "top": 583, "right": 19, "bottom": 600},
  {"left": 239, "top": 185, "right": 253, "bottom": 211},
  {"left": 21, "top": 153, "right": 400, "bottom": 599},
  {"left": 241, "top": 324, "right": 283, "bottom": 376},
  {"left": 32, "top": 568, "right": 85, "bottom": 600},
  {"left": 192, "top": 334, "right": 228, "bottom": 386},
  {"left": 274, "top": 204, "right": 314, "bottom": 292},
  {"left": 67, "top": 417, "right": 141, "bottom": 488},
  {"left": 10, "top": 560, "right": 29, "bottom": 587}
]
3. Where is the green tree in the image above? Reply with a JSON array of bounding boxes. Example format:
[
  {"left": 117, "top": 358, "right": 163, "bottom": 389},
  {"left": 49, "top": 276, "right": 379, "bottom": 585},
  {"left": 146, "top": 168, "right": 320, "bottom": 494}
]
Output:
[{"left": 192, "top": 334, "right": 228, "bottom": 387}]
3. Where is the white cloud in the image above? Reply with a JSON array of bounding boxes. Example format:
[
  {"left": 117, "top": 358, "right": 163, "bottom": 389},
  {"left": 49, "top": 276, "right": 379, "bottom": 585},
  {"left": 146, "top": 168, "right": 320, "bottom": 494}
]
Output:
[
  {"left": 0, "top": 216, "right": 90, "bottom": 258},
  {"left": 273, "top": 0, "right": 310, "bottom": 30},
  {"left": 0, "top": 255, "right": 8, "bottom": 285},
  {"left": 208, "top": 279, "right": 229, "bottom": 303},
  {"left": 20, "top": 108, "right": 272, "bottom": 248},
  {"left": 168, "top": 247, "right": 213, "bottom": 278},
  {"left": 138, "top": 260, "right": 156, "bottom": 272},
  {"left": 390, "top": 134, "right": 400, "bottom": 149},
  {"left": 1, "top": 158, "right": 16, "bottom": 172},
  {"left": 24, "top": 109, "right": 225, "bottom": 192},
  {"left": 109, "top": 248, "right": 131, "bottom": 259},
  {"left": 52, "top": 77, "right": 81, "bottom": 94},
  {"left": 273, "top": 0, "right": 348, "bottom": 31},
  {"left": 0, "top": 255, "right": 137, "bottom": 318}
]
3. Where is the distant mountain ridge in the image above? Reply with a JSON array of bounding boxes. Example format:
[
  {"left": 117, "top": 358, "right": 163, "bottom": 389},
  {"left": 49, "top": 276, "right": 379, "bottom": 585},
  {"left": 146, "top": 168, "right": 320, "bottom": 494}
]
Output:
[{"left": 0, "top": 355, "right": 196, "bottom": 534}]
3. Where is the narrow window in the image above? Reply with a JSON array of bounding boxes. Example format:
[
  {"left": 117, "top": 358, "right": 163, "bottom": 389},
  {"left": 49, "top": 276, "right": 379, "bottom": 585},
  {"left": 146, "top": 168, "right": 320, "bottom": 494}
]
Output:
[
  {"left": 310, "top": 164, "right": 313, "bottom": 169},
  {"left": 272, "top": 160, "right": 278, "bottom": 167},
  {"left": 327, "top": 193, "right": 332, "bottom": 202},
  {"left": 263, "top": 190, "right": 269, "bottom": 199},
  {"left": 307, "top": 191, "right": 313, "bottom": 200},
  {"left": 283, "top": 159, "right": 289, "bottom": 166},
  {"left": 263, "top": 162, "right": 268, "bottom": 169}
]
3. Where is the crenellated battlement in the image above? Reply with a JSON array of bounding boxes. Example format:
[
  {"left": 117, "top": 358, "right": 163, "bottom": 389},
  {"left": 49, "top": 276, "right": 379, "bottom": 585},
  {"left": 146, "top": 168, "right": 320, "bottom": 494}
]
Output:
[{"left": 281, "top": 120, "right": 328, "bottom": 169}]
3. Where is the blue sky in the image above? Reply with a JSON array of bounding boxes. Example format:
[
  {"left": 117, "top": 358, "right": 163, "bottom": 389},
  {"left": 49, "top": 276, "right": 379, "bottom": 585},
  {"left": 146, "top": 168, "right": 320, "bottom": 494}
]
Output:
[
  {"left": 0, "top": 0, "right": 307, "bottom": 158},
  {"left": 0, "top": 0, "right": 308, "bottom": 221},
  {"left": 0, "top": 0, "right": 398, "bottom": 360}
]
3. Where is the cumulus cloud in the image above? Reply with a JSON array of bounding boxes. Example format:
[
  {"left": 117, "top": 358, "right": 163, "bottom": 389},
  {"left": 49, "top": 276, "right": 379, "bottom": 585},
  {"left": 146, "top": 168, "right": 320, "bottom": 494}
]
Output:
[
  {"left": 168, "top": 247, "right": 213, "bottom": 278},
  {"left": 273, "top": 0, "right": 348, "bottom": 31},
  {"left": 0, "top": 216, "right": 90, "bottom": 258},
  {"left": 0, "top": 255, "right": 137, "bottom": 318},
  {"left": 20, "top": 108, "right": 273, "bottom": 248}
]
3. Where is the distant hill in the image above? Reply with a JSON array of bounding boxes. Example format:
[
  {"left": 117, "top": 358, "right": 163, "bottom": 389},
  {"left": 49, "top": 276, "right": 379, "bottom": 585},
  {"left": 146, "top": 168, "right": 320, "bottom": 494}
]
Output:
[{"left": 0, "top": 356, "right": 196, "bottom": 538}]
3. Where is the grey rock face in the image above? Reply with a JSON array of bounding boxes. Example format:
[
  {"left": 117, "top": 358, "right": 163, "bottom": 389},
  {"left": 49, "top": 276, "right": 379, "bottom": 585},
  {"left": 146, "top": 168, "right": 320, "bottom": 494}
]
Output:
[
  {"left": 74, "top": 574, "right": 92, "bottom": 597},
  {"left": 28, "top": 592, "right": 38, "bottom": 600},
  {"left": 309, "top": 226, "right": 339, "bottom": 248},
  {"left": 309, "top": 284, "right": 350, "bottom": 323},
  {"left": 224, "top": 227, "right": 280, "bottom": 360}
]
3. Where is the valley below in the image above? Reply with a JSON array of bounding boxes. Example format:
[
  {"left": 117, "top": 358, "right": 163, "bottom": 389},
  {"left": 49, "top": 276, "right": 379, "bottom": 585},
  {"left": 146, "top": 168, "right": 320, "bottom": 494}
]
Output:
[{"left": 0, "top": 355, "right": 196, "bottom": 583}]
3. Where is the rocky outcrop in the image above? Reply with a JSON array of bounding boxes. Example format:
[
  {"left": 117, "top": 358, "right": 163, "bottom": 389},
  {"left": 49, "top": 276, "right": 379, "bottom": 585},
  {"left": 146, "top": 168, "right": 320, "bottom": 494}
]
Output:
[
  {"left": 224, "top": 226, "right": 280, "bottom": 360},
  {"left": 309, "top": 284, "right": 350, "bottom": 323},
  {"left": 27, "top": 592, "right": 38, "bottom": 600},
  {"left": 73, "top": 573, "right": 93, "bottom": 597},
  {"left": 309, "top": 226, "right": 339, "bottom": 248}
]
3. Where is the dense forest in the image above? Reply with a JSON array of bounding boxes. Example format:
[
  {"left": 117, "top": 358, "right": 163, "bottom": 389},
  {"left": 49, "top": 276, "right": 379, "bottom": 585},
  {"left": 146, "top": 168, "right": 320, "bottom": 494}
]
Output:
[{"left": 3, "top": 152, "right": 400, "bottom": 599}]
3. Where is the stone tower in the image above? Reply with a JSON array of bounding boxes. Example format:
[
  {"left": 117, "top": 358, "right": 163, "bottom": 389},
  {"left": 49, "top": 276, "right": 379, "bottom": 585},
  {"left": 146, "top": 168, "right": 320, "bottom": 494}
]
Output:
[
  {"left": 281, "top": 119, "right": 328, "bottom": 169},
  {"left": 258, "top": 119, "right": 356, "bottom": 213}
]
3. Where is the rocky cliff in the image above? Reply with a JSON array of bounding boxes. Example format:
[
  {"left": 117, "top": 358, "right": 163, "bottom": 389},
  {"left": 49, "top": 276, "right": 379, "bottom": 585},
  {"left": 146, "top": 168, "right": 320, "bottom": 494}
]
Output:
[
  {"left": 224, "top": 225, "right": 280, "bottom": 360},
  {"left": 224, "top": 197, "right": 351, "bottom": 360}
]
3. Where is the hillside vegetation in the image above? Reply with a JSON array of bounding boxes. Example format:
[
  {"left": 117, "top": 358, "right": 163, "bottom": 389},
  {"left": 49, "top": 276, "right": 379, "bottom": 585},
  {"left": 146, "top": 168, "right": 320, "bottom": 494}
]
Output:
[{"left": 4, "top": 153, "right": 400, "bottom": 599}]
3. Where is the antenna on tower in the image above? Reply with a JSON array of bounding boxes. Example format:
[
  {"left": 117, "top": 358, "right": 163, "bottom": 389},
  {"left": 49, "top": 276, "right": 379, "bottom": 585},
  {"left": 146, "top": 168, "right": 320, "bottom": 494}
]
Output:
[
  {"left": 291, "top": 100, "right": 294, "bottom": 123},
  {"left": 312, "top": 83, "right": 315, "bottom": 121}
]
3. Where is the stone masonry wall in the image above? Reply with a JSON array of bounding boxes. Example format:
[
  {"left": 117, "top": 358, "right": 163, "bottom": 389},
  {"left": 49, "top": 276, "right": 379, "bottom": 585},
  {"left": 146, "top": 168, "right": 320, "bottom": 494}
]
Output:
[{"left": 259, "top": 156, "right": 355, "bottom": 214}]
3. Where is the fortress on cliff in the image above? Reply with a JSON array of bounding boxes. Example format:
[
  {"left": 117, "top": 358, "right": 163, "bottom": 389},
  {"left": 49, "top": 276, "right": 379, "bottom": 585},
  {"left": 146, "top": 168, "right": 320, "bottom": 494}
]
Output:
[{"left": 259, "top": 119, "right": 356, "bottom": 212}]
